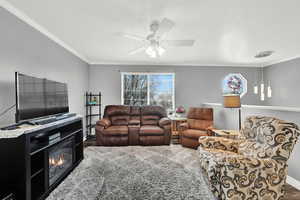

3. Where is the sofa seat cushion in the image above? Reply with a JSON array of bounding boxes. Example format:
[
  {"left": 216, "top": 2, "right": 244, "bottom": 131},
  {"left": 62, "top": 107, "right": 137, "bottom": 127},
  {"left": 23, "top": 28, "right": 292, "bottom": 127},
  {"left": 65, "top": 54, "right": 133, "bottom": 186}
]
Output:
[
  {"left": 199, "top": 148, "right": 240, "bottom": 172},
  {"left": 182, "top": 129, "right": 208, "bottom": 139},
  {"left": 103, "top": 126, "right": 128, "bottom": 136},
  {"left": 139, "top": 125, "right": 164, "bottom": 136}
]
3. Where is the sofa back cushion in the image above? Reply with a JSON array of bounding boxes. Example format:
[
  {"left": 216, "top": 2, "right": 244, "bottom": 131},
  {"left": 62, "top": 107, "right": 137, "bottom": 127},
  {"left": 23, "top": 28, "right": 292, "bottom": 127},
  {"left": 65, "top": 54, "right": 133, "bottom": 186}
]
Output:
[
  {"left": 142, "top": 115, "right": 160, "bottom": 125},
  {"left": 186, "top": 108, "right": 213, "bottom": 130},
  {"left": 111, "top": 115, "right": 130, "bottom": 126},
  {"left": 103, "top": 105, "right": 168, "bottom": 126},
  {"left": 103, "top": 105, "right": 130, "bottom": 126},
  {"left": 187, "top": 119, "right": 213, "bottom": 130},
  {"left": 130, "top": 106, "right": 141, "bottom": 121},
  {"left": 240, "top": 116, "right": 300, "bottom": 161},
  {"left": 141, "top": 106, "right": 167, "bottom": 126},
  {"left": 187, "top": 107, "right": 213, "bottom": 120}
]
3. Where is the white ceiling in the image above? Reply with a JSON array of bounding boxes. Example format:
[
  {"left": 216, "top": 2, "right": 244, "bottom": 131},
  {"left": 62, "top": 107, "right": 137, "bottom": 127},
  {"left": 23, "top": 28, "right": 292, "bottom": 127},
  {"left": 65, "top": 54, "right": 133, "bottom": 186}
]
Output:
[{"left": 2, "top": 0, "right": 300, "bottom": 67}]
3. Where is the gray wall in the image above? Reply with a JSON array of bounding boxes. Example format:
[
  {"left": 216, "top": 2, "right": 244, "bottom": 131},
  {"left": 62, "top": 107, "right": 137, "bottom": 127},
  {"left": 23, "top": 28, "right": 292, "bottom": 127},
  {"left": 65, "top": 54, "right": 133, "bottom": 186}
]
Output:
[
  {"left": 0, "top": 8, "right": 89, "bottom": 126},
  {"left": 89, "top": 65, "right": 262, "bottom": 113},
  {"left": 262, "top": 58, "right": 300, "bottom": 181},
  {"left": 264, "top": 57, "right": 300, "bottom": 107}
]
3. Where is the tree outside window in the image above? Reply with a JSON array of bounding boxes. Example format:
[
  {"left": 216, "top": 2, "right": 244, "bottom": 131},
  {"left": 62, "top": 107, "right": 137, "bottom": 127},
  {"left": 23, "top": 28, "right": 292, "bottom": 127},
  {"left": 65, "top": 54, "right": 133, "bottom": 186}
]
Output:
[{"left": 122, "top": 73, "right": 175, "bottom": 111}]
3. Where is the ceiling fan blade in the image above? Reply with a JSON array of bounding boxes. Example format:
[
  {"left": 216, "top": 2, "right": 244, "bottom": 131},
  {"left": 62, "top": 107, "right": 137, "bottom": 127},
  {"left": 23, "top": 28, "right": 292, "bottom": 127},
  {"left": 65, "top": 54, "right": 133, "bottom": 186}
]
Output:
[
  {"left": 128, "top": 46, "right": 147, "bottom": 55},
  {"left": 156, "top": 18, "right": 175, "bottom": 37},
  {"left": 116, "top": 32, "right": 145, "bottom": 41},
  {"left": 162, "top": 40, "right": 195, "bottom": 46}
]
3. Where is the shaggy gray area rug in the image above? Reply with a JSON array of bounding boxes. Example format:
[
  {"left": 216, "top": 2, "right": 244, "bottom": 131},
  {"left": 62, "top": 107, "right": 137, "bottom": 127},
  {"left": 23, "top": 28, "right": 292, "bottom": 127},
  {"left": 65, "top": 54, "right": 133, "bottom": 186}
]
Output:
[{"left": 47, "top": 145, "right": 216, "bottom": 200}]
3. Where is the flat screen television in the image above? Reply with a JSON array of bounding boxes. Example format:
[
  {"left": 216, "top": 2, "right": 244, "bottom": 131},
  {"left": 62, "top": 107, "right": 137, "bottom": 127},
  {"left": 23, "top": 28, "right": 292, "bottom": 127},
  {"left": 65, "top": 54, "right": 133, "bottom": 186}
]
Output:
[{"left": 15, "top": 72, "right": 69, "bottom": 122}]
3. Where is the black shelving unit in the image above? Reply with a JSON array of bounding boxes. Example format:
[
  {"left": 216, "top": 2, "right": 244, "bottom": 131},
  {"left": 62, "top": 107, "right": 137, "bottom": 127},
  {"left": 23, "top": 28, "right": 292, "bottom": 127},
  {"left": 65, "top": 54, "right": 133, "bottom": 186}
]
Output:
[
  {"left": 0, "top": 190, "right": 15, "bottom": 200},
  {"left": 85, "top": 92, "right": 102, "bottom": 139}
]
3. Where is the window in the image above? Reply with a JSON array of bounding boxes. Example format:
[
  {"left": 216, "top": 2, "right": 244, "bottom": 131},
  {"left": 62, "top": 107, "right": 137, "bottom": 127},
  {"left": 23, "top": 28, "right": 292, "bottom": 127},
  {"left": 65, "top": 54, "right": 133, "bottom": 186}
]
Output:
[
  {"left": 122, "top": 73, "right": 175, "bottom": 111},
  {"left": 222, "top": 73, "right": 247, "bottom": 97}
]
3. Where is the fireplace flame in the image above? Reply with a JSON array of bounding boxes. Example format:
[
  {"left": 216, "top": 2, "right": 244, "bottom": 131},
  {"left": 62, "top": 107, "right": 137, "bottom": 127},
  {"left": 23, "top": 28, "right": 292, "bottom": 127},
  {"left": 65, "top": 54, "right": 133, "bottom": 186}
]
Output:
[
  {"left": 49, "top": 155, "right": 65, "bottom": 166},
  {"left": 57, "top": 156, "right": 64, "bottom": 166}
]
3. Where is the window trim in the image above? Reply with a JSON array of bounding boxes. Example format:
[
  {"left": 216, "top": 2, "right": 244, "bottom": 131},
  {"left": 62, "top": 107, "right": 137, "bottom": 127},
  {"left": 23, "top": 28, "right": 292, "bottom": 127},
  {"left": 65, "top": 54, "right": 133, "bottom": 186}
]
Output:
[{"left": 121, "top": 72, "right": 175, "bottom": 110}]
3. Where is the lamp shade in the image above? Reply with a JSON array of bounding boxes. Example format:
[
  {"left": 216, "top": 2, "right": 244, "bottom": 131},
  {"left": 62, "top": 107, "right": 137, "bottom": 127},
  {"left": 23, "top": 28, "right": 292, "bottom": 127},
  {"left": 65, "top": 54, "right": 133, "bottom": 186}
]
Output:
[{"left": 223, "top": 94, "right": 241, "bottom": 108}]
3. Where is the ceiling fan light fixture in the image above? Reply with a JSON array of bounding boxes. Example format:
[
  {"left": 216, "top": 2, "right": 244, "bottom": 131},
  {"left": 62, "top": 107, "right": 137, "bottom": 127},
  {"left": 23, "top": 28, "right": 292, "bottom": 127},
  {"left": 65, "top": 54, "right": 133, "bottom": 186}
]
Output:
[
  {"left": 120, "top": 18, "right": 195, "bottom": 57},
  {"left": 145, "top": 45, "right": 165, "bottom": 58},
  {"left": 157, "top": 46, "right": 165, "bottom": 56},
  {"left": 146, "top": 46, "right": 156, "bottom": 58}
]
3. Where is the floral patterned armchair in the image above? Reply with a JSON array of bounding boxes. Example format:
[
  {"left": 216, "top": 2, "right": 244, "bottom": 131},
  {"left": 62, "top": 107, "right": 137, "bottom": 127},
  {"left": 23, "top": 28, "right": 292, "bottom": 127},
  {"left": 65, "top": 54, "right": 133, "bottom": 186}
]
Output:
[{"left": 198, "top": 116, "right": 300, "bottom": 200}]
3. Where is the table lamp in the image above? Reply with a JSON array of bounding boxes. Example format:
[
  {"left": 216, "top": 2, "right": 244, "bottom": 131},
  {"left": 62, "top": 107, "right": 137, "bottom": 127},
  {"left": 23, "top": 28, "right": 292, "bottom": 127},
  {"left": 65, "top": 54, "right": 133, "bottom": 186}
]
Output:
[{"left": 223, "top": 94, "right": 242, "bottom": 130}]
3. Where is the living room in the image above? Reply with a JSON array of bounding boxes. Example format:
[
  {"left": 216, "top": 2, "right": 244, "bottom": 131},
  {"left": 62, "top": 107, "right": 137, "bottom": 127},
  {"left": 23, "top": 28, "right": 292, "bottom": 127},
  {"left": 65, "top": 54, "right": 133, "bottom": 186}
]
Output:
[{"left": 1, "top": 0, "right": 300, "bottom": 200}]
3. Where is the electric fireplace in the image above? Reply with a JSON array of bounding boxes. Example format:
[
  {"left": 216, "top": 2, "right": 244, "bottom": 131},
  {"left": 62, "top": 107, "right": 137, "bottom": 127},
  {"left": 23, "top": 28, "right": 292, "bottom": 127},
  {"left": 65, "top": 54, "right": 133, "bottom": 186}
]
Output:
[{"left": 48, "top": 137, "right": 74, "bottom": 186}]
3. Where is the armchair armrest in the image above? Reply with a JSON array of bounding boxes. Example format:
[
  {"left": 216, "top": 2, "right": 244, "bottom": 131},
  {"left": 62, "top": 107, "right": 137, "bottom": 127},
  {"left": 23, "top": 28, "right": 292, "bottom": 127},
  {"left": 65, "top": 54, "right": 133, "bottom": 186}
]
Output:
[
  {"left": 96, "top": 118, "right": 111, "bottom": 128},
  {"left": 219, "top": 156, "right": 283, "bottom": 169},
  {"left": 198, "top": 136, "right": 243, "bottom": 153},
  {"left": 159, "top": 117, "right": 171, "bottom": 127},
  {"left": 206, "top": 125, "right": 215, "bottom": 135},
  {"left": 179, "top": 122, "right": 189, "bottom": 130}
]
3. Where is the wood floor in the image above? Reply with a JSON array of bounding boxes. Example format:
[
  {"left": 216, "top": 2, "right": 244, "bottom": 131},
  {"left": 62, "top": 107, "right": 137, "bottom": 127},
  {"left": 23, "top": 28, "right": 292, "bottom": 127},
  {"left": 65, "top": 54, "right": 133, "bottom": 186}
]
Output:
[
  {"left": 84, "top": 140, "right": 300, "bottom": 199},
  {"left": 285, "top": 184, "right": 300, "bottom": 200}
]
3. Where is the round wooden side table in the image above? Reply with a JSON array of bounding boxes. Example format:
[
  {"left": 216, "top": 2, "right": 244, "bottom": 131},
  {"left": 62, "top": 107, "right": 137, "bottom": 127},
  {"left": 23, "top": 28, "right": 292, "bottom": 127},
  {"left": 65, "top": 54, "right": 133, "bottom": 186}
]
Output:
[{"left": 168, "top": 116, "right": 187, "bottom": 144}]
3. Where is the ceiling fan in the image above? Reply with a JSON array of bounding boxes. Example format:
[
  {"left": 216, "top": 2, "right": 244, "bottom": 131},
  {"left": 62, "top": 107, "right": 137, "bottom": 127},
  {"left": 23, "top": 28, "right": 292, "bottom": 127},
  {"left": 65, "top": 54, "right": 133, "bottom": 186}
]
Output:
[{"left": 117, "top": 18, "right": 195, "bottom": 58}]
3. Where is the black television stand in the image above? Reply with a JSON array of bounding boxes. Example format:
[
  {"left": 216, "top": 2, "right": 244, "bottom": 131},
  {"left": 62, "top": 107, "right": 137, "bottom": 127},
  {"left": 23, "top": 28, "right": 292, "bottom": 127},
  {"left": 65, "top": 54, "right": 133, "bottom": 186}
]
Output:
[
  {"left": 1, "top": 114, "right": 77, "bottom": 130},
  {"left": 0, "top": 116, "right": 83, "bottom": 200},
  {"left": 32, "top": 113, "right": 77, "bottom": 125},
  {"left": 55, "top": 113, "right": 77, "bottom": 120},
  {"left": 1, "top": 121, "right": 36, "bottom": 131}
]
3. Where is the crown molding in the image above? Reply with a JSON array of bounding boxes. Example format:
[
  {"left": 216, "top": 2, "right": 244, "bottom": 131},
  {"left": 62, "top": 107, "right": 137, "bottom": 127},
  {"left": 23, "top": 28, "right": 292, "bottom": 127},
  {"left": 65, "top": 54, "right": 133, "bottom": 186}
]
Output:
[
  {"left": 89, "top": 61, "right": 259, "bottom": 68},
  {"left": 263, "top": 55, "right": 300, "bottom": 67},
  {"left": 1, "top": 0, "right": 90, "bottom": 64}
]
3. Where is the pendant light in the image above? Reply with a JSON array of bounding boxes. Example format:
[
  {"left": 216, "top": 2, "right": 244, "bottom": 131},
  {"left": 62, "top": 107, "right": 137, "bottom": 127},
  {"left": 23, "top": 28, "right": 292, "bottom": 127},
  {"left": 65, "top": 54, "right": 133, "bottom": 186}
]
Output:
[
  {"left": 254, "top": 85, "right": 258, "bottom": 94},
  {"left": 257, "top": 67, "right": 272, "bottom": 100},
  {"left": 267, "top": 80, "right": 272, "bottom": 98},
  {"left": 254, "top": 50, "right": 274, "bottom": 101},
  {"left": 260, "top": 67, "right": 265, "bottom": 101},
  {"left": 253, "top": 70, "right": 258, "bottom": 94}
]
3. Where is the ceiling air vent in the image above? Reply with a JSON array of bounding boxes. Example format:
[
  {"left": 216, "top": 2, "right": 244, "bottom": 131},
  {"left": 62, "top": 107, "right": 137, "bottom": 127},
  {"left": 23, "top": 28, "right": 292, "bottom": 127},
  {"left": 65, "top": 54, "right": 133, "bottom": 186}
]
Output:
[{"left": 255, "top": 50, "right": 274, "bottom": 58}]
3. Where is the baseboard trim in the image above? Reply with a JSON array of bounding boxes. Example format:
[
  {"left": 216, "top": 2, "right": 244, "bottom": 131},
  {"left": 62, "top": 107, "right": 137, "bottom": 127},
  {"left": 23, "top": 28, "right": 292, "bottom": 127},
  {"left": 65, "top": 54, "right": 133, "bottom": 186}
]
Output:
[{"left": 287, "top": 176, "right": 300, "bottom": 190}]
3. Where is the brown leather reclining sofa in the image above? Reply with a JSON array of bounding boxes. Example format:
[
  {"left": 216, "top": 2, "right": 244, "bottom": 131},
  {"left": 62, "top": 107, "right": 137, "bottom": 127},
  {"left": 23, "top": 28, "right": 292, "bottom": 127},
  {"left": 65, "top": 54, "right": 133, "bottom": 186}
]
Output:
[{"left": 96, "top": 105, "right": 171, "bottom": 146}]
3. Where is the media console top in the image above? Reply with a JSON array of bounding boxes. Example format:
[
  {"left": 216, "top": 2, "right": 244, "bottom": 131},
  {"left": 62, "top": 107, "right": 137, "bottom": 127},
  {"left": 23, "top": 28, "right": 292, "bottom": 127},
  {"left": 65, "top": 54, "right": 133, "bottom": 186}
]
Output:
[{"left": 0, "top": 115, "right": 82, "bottom": 139}]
